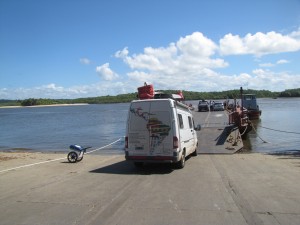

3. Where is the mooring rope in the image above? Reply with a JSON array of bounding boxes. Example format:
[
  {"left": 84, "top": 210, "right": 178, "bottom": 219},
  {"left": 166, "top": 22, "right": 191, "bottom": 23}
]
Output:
[
  {"left": 257, "top": 125, "right": 300, "bottom": 135},
  {"left": 250, "top": 121, "right": 269, "bottom": 143},
  {"left": 239, "top": 125, "right": 249, "bottom": 137},
  {"left": 248, "top": 122, "right": 300, "bottom": 145},
  {"left": 85, "top": 137, "right": 123, "bottom": 154}
]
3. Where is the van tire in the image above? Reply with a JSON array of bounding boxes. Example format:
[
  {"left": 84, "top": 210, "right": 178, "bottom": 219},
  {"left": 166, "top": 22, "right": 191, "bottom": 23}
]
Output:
[
  {"left": 192, "top": 148, "right": 197, "bottom": 156},
  {"left": 176, "top": 151, "right": 185, "bottom": 169},
  {"left": 134, "top": 162, "right": 144, "bottom": 168},
  {"left": 192, "top": 143, "right": 198, "bottom": 156}
]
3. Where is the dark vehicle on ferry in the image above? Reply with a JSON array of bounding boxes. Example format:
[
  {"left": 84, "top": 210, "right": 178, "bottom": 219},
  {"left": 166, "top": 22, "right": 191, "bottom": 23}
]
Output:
[
  {"left": 212, "top": 102, "right": 225, "bottom": 111},
  {"left": 198, "top": 100, "right": 209, "bottom": 112}
]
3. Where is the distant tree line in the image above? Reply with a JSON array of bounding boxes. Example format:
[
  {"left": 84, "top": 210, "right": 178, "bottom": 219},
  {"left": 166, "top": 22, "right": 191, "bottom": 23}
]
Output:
[
  {"left": 75, "top": 93, "right": 137, "bottom": 104},
  {"left": 0, "top": 88, "right": 299, "bottom": 107},
  {"left": 278, "top": 88, "right": 300, "bottom": 97},
  {"left": 165, "top": 89, "right": 279, "bottom": 100},
  {"left": 20, "top": 98, "right": 69, "bottom": 106}
]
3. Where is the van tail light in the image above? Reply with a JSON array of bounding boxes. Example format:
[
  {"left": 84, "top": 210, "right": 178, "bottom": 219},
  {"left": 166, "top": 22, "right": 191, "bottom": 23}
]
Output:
[
  {"left": 125, "top": 136, "right": 128, "bottom": 148},
  {"left": 173, "top": 136, "right": 179, "bottom": 149}
]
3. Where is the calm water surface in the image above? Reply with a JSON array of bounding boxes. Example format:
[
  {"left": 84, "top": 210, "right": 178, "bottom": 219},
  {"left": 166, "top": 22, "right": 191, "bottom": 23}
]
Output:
[
  {"left": 245, "top": 98, "right": 300, "bottom": 153},
  {"left": 0, "top": 98, "right": 299, "bottom": 154},
  {"left": 0, "top": 103, "right": 129, "bottom": 153}
]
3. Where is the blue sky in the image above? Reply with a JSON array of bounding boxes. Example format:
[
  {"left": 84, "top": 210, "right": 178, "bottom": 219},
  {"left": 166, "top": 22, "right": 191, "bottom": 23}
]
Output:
[{"left": 1, "top": 0, "right": 300, "bottom": 99}]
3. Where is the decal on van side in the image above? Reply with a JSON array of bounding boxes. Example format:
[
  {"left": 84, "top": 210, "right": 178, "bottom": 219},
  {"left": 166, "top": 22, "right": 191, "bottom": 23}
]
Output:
[{"left": 130, "top": 107, "right": 171, "bottom": 154}]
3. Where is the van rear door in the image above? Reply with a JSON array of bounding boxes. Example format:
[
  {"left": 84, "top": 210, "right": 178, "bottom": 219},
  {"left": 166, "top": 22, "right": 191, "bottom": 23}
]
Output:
[{"left": 127, "top": 100, "right": 173, "bottom": 157}]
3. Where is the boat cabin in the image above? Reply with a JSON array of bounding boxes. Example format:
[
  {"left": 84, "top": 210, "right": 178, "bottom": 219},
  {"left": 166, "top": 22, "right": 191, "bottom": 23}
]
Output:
[{"left": 242, "top": 94, "right": 259, "bottom": 110}]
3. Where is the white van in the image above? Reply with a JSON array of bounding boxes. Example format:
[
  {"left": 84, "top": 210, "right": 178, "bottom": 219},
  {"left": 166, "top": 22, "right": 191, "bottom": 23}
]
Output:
[{"left": 125, "top": 99, "right": 199, "bottom": 168}]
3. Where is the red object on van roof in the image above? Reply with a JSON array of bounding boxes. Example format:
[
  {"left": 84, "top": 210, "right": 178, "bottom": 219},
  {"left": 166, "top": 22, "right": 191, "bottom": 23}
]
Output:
[
  {"left": 138, "top": 83, "right": 154, "bottom": 99},
  {"left": 177, "top": 90, "right": 184, "bottom": 100}
]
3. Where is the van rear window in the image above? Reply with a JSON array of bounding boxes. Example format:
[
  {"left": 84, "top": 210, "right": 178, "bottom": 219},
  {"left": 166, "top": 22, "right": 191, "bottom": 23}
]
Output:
[
  {"left": 188, "top": 116, "right": 193, "bottom": 129},
  {"left": 178, "top": 114, "right": 184, "bottom": 129}
]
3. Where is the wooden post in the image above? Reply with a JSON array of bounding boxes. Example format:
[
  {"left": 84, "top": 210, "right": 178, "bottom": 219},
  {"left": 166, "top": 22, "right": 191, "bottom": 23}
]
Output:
[{"left": 240, "top": 87, "right": 243, "bottom": 117}]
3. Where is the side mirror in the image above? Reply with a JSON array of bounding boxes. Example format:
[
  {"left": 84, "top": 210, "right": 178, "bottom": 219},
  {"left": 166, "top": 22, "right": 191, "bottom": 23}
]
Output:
[{"left": 195, "top": 124, "right": 201, "bottom": 131}]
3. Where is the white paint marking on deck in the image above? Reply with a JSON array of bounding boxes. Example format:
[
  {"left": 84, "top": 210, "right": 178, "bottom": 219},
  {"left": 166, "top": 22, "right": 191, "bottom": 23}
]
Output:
[
  {"left": 0, "top": 138, "right": 123, "bottom": 174},
  {"left": 0, "top": 157, "right": 66, "bottom": 174},
  {"left": 203, "top": 111, "right": 211, "bottom": 128},
  {"left": 214, "top": 113, "right": 223, "bottom": 118}
]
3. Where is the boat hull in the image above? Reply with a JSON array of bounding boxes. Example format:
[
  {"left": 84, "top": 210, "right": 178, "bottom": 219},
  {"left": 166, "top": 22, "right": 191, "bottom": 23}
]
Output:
[
  {"left": 239, "top": 123, "right": 252, "bottom": 138},
  {"left": 248, "top": 110, "right": 261, "bottom": 120}
]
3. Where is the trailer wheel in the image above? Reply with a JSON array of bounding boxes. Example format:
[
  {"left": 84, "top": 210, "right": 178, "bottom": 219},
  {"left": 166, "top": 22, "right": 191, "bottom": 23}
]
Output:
[{"left": 67, "top": 151, "right": 78, "bottom": 163}]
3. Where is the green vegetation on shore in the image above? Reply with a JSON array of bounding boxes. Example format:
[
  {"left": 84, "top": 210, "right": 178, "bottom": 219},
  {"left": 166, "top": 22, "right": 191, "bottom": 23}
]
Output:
[{"left": 1, "top": 88, "right": 300, "bottom": 107}]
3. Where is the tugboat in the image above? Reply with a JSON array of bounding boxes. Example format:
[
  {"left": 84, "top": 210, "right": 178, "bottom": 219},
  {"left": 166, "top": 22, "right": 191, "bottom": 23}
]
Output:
[{"left": 242, "top": 94, "right": 262, "bottom": 120}]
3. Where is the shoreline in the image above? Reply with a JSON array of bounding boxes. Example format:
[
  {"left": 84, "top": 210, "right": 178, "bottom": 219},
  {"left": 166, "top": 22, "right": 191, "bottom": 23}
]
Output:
[
  {"left": 1, "top": 148, "right": 299, "bottom": 156},
  {"left": 0, "top": 103, "right": 89, "bottom": 109}
]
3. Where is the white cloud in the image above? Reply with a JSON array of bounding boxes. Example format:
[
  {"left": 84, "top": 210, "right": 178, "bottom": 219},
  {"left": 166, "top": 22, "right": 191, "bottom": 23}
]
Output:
[
  {"left": 220, "top": 30, "right": 300, "bottom": 56},
  {"left": 116, "top": 32, "right": 228, "bottom": 73},
  {"left": 95, "top": 63, "right": 119, "bottom": 81},
  {"left": 177, "top": 32, "right": 217, "bottom": 57},
  {"left": 115, "top": 47, "right": 129, "bottom": 58},
  {"left": 277, "top": 59, "right": 289, "bottom": 64},
  {"left": 219, "top": 34, "right": 247, "bottom": 55},
  {"left": 1, "top": 82, "right": 136, "bottom": 100},
  {"left": 290, "top": 28, "right": 300, "bottom": 38},
  {"left": 113, "top": 30, "right": 300, "bottom": 93},
  {"left": 2, "top": 29, "right": 300, "bottom": 100},
  {"left": 2, "top": 69, "right": 300, "bottom": 100},
  {"left": 116, "top": 44, "right": 179, "bottom": 73},
  {"left": 248, "top": 69, "right": 300, "bottom": 91},
  {"left": 259, "top": 59, "right": 290, "bottom": 68},
  {"left": 115, "top": 32, "right": 228, "bottom": 90},
  {"left": 259, "top": 63, "right": 274, "bottom": 67},
  {"left": 79, "top": 58, "right": 91, "bottom": 65}
]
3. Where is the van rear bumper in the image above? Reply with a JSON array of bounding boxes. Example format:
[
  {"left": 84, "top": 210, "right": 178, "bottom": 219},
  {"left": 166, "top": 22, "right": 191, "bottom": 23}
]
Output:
[{"left": 125, "top": 155, "right": 179, "bottom": 163}]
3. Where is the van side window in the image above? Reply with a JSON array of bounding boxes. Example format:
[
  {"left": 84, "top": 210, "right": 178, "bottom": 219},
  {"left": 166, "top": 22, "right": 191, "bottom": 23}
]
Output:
[
  {"left": 188, "top": 116, "right": 193, "bottom": 129},
  {"left": 178, "top": 114, "right": 184, "bottom": 129}
]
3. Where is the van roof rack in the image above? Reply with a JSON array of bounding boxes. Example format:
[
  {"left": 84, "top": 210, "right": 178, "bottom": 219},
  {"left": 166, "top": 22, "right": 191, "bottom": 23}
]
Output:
[{"left": 154, "top": 93, "right": 183, "bottom": 101}]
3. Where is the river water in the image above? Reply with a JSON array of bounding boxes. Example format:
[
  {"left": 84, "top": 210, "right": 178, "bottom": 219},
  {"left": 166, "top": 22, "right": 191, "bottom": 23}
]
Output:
[
  {"left": 244, "top": 98, "right": 300, "bottom": 153},
  {"left": 0, "top": 98, "right": 299, "bottom": 154}
]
